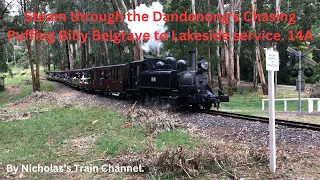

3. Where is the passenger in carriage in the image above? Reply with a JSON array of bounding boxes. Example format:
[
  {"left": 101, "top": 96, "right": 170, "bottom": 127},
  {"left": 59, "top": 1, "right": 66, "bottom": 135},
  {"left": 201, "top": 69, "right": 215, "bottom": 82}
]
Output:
[
  {"left": 65, "top": 72, "right": 70, "bottom": 81},
  {"left": 85, "top": 73, "right": 90, "bottom": 84},
  {"left": 100, "top": 71, "right": 104, "bottom": 85},
  {"left": 80, "top": 72, "right": 85, "bottom": 85}
]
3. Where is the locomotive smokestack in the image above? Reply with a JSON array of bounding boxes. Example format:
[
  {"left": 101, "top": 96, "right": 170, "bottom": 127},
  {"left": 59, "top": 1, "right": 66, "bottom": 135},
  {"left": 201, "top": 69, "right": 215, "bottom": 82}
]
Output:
[{"left": 188, "top": 49, "right": 196, "bottom": 71}]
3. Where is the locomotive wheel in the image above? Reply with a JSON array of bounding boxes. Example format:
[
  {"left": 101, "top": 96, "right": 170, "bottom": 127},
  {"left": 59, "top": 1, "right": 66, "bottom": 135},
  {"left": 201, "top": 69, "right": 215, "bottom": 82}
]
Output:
[{"left": 204, "top": 103, "right": 212, "bottom": 110}]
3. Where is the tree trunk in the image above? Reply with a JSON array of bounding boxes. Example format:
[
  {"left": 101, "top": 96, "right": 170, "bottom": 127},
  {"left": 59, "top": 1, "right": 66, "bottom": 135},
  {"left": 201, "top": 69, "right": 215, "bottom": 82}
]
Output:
[
  {"left": 256, "top": 44, "right": 268, "bottom": 94},
  {"left": 221, "top": 40, "right": 225, "bottom": 80},
  {"left": 253, "top": 61, "right": 258, "bottom": 89},
  {"left": 134, "top": 0, "right": 138, "bottom": 7},
  {"left": 101, "top": 24, "right": 110, "bottom": 65},
  {"left": 34, "top": 0, "right": 40, "bottom": 92},
  {"left": 26, "top": 39, "right": 36, "bottom": 91},
  {"left": 218, "top": 0, "right": 228, "bottom": 77},
  {"left": 274, "top": 0, "right": 281, "bottom": 93},
  {"left": 73, "top": 43, "right": 77, "bottom": 68},
  {"left": 111, "top": 0, "right": 142, "bottom": 61},
  {"left": 192, "top": 0, "right": 197, "bottom": 68},
  {"left": 236, "top": 6, "right": 242, "bottom": 85},
  {"left": 216, "top": 21, "right": 222, "bottom": 88},
  {"left": 35, "top": 37, "right": 40, "bottom": 91},
  {"left": 21, "top": 0, "right": 40, "bottom": 92},
  {"left": 228, "top": 0, "right": 236, "bottom": 95},
  {"left": 65, "top": 40, "right": 71, "bottom": 70},
  {"left": 111, "top": 0, "right": 122, "bottom": 13},
  {"left": 252, "top": 0, "right": 268, "bottom": 95},
  {"left": 69, "top": 42, "right": 74, "bottom": 70},
  {"left": 120, "top": 0, "right": 128, "bottom": 12},
  {"left": 86, "top": 39, "right": 90, "bottom": 65},
  {"left": 47, "top": 43, "right": 50, "bottom": 71}
]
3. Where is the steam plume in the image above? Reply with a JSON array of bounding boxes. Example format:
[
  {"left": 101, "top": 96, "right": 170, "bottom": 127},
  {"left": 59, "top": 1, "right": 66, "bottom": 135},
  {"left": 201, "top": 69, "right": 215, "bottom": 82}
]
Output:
[{"left": 124, "top": 2, "right": 167, "bottom": 53}]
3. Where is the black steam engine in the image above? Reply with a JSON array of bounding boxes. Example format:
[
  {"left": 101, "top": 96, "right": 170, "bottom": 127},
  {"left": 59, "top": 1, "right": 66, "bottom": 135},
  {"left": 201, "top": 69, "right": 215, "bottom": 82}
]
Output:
[{"left": 46, "top": 50, "right": 229, "bottom": 110}]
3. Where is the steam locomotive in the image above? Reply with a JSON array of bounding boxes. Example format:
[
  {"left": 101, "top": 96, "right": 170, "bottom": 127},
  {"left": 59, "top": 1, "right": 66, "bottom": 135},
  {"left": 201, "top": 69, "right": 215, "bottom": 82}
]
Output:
[{"left": 46, "top": 50, "right": 229, "bottom": 110}]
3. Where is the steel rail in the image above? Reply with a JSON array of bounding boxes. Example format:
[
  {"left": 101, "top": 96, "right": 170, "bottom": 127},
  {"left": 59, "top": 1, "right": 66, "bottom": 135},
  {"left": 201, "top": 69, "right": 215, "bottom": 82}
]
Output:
[{"left": 188, "top": 109, "right": 320, "bottom": 131}]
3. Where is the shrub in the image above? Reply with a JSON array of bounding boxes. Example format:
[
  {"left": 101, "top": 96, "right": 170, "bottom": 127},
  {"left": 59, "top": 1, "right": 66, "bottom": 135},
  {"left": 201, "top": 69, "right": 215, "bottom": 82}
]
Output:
[{"left": 309, "top": 82, "right": 320, "bottom": 98}]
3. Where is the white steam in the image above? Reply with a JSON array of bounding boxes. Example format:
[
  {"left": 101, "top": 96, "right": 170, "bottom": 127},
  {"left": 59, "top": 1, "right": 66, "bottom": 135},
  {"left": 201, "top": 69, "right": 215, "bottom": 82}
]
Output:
[{"left": 124, "top": 2, "right": 167, "bottom": 53}]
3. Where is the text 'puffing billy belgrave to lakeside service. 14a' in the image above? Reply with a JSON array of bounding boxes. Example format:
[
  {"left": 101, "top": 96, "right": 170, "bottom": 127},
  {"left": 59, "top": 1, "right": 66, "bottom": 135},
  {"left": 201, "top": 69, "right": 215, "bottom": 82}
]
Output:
[{"left": 6, "top": 164, "right": 145, "bottom": 174}]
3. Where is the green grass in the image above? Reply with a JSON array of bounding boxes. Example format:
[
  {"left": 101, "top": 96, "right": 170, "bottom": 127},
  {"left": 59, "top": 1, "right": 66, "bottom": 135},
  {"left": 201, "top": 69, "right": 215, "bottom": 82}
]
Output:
[
  {"left": 0, "top": 82, "right": 55, "bottom": 107},
  {"left": 0, "top": 106, "right": 199, "bottom": 167},
  {"left": 40, "top": 81, "right": 56, "bottom": 92},
  {"left": 221, "top": 87, "right": 313, "bottom": 112},
  {"left": 0, "top": 66, "right": 55, "bottom": 107},
  {"left": 0, "top": 90, "right": 9, "bottom": 100},
  {"left": 0, "top": 107, "right": 146, "bottom": 165},
  {"left": 4, "top": 66, "right": 46, "bottom": 86},
  {"left": 155, "top": 131, "right": 197, "bottom": 152}
]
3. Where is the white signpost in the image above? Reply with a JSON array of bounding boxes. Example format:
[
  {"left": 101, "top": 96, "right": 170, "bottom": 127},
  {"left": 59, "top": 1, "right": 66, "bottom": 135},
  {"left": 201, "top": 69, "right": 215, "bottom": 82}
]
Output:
[{"left": 266, "top": 49, "right": 279, "bottom": 173}]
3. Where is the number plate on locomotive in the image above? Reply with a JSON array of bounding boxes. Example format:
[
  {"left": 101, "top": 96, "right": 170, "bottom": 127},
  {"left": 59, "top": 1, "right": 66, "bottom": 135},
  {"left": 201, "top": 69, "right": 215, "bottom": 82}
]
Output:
[{"left": 151, "top": 77, "right": 156, "bottom": 82}]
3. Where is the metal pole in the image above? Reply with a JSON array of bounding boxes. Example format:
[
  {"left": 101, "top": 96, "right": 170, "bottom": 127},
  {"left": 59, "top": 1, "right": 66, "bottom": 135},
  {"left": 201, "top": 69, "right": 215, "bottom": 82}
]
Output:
[
  {"left": 298, "top": 51, "right": 302, "bottom": 115},
  {"left": 268, "top": 70, "right": 276, "bottom": 173}
]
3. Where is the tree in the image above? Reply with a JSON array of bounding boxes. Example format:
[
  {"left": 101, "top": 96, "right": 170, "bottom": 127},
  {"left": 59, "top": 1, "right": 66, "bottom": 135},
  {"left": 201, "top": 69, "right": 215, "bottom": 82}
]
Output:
[
  {"left": 0, "top": 0, "right": 9, "bottom": 74},
  {"left": 17, "top": 0, "right": 39, "bottom": 91},
  {"left": 235, "top": 3, "right": 242, "bottom": 85},
  {"left": 251, "top": 0, "right": 268, "bottom": 95},
  {"left": 226, "top": 0, "right": 242, "bottom": 95},
  {"left": 218, "top": 0, "right": 228, "bottom": 77}
]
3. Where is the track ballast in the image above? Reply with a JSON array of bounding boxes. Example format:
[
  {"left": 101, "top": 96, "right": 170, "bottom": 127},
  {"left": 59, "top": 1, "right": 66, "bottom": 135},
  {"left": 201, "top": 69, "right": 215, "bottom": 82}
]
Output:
[{"left": 186, "top": 109, "right": 320, "bottom": 131}]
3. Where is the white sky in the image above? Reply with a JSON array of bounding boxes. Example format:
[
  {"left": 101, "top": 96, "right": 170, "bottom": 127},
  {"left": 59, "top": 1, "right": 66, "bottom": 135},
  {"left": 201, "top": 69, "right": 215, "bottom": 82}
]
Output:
[{"left": 5, "top": 0, "right": 20, "bottom": 16}]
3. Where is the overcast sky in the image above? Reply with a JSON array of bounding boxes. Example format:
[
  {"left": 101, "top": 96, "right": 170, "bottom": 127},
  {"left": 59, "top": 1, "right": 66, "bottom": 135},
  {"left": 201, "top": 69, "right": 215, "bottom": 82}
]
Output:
[{"left": 5, "top": 0, "right": 19, "bottom": 16}]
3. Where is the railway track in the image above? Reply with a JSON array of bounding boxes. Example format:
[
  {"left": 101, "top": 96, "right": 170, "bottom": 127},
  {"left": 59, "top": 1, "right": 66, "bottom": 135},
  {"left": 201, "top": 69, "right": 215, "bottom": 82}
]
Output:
[{"left": 187, "top": 109, "right": 320, "bottom": 131}]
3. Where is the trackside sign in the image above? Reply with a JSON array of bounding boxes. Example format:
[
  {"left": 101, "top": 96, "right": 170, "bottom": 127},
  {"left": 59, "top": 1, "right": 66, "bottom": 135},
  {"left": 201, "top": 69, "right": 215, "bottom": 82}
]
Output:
[{"left": 266, "top": 50, "right": 279, "bottom": 71}]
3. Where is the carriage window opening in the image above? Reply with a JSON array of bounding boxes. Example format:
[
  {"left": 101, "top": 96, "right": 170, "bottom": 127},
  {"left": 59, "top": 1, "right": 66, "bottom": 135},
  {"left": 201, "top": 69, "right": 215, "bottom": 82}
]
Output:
[
  {"left": 133, "top": 66, "right": 136, "bottom": 77},
  {"left": 118, "top": 68, "right": 122, "bottom": 80},
  {"left": 111, "top": 69, "right": 114, "bottom": 80},
  {"left": 116, "top": 68, "right": 119, "bottom": 80},
  {"left": 94, "top": 71, "right": 98, "bottom": 79},
  {"left": 104, "top": 69, "right": 107, "bottom": 79},
  {"left": 136, "top": 66, "right": 140, "bottom": 76},
  {"left": 106, "top": 69, "right": 112, "bottom": 80}
]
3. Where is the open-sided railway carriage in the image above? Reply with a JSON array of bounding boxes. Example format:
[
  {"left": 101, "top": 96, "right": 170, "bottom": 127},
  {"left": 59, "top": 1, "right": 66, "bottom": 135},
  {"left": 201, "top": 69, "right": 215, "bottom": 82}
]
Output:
[
  {"left": 46, "top": 50, "right": 229, "bottom": 110},
  {"left": 91, "top": 64, "right": 129, "bottom": 94}
]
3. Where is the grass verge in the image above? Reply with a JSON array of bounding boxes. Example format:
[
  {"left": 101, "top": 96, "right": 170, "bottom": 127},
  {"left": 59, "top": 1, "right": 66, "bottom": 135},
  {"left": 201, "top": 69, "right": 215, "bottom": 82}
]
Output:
[
  {"left": 220, "top": 87, "right": 320, "bottom": 123},
  {"left": 0, "top": 82, "right": 55, "bottom": 107},
  {"left": 0, "top": 107, "right": 145, "bottom": 165}
]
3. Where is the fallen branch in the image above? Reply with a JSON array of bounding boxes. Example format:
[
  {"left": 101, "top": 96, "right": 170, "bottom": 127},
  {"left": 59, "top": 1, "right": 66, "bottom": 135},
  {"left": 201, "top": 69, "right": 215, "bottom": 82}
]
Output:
[
  {"left": 176, "top": 160, "right": 191, "bottom": 179},
  {"left": 124, "top": 101, "right": 137, "bottom": 116},
  {"left": 107, "top": 102, "right": 121, "bottom": 110},
  {"left": 235, "top": 126, "right": 246, "bottom": 141},
  {"left": 214, "top": 157, "right": 237, "bottom": 179}
]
